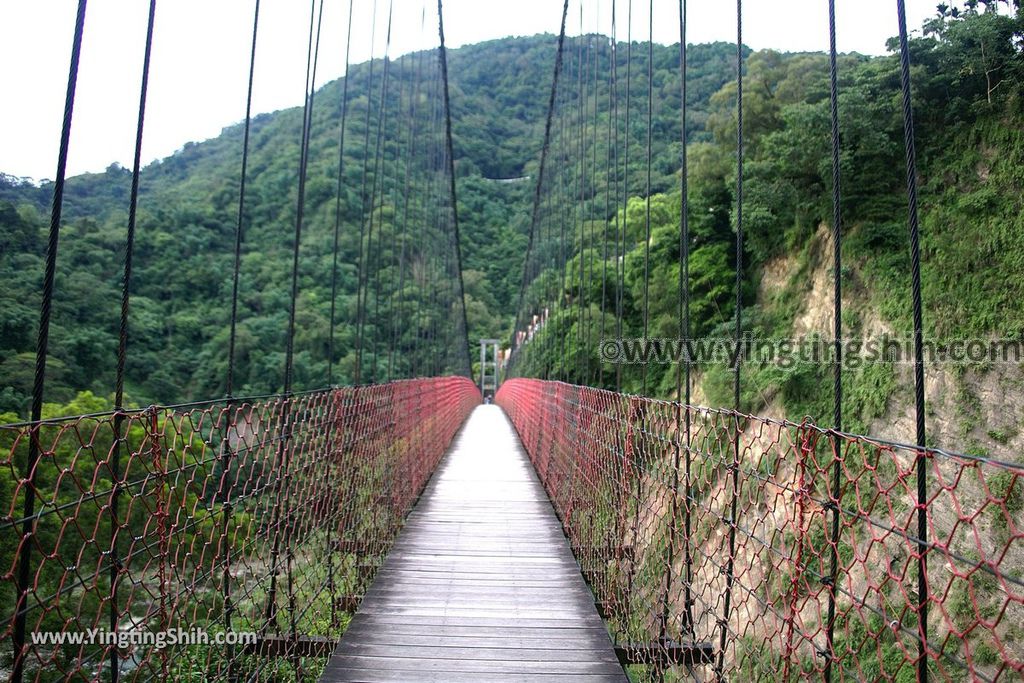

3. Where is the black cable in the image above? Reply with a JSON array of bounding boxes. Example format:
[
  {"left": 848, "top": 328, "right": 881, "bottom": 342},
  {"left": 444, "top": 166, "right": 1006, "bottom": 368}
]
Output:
[
  {"left": 290, "top": 3, "right": 326, "bottom": 672},
  {"left": 372, "top": 2, "right": 397, "bottom": 381},
  {"left": 512, "top": 0, "right": 571, "bottom": 361},
  {"left": 111, "top": 4, "right": 157, "bottom": 680},
  {"left": 220, "top": 3, "right": 261, "bottom": 672},
  {"left": 575, "top": 16, "right": 585, "bottom": 384},
  {"left": 226, "top": 0, "right": 261, "bottom": 399},
  {"left": 13, "top": 3, "right": 88, "bottom": 680},
  {"left": 437, "top": 0, "right": 475, "bottom": 378},
  {"left": 585, "top": 20, "right": 600, "bottom": 386},
  {"left": 717, "top": 0, "right": 743, "bottom": 677},
  {"left": 640, "top": 0, "right": 653, "bottom": 396},
  {"left": 264, "top": 0, "right": 319, "bottom": 647},
  {"left": 327, "top": 0, "right": 355, "bottom": 387},
  {"left": 599, "top": 18, "right": 615, "bottom": 389},
  {"left": 610, "top": 0, "right": 623, "bottom": 393},
  {"left": 539, "top": 157, "right": 552, "bottom": 380},
  {"left": 385, "top": 54, "right": 408, "bottom": 382},
  {"left": 824, "top": 0, "right": 845, "bottom": 678},
  {"left": 283, "top": 0, "right": 323, "bottom": 395},
  {"left": 438, "top": 213, "right": 455, "bottom": 372},
  {"left": 620, "top": 0, "right": 648, "bottom": 636},
  {"left": 663, "top": 0, "right": 694, "bottom": 642},
  {"left": 419, "top": 72, "right": 444, "bottom": 377},
  {"left": 363, "top": 1, "right": 395, "bottom": 383},
  {"left": 410, "top": 57, "right": 440, "bottom": 378},
  {"left": 353, "top": 0, "right": 380, "bottom": 384},
  {"left": 558, "top": 88, "right": 569, "bottom": 382},
  {"left": 895, "top": 1, "right": 929, "bottom": 679},
  {"left": 115, "top": 0, "right": 157, "bottom": 411},
  {"left": 619, "top": 0, "right": 632, "bottom": 392},
  {"left": 391, "top": 23, "right": 427, "bottom": 381}
]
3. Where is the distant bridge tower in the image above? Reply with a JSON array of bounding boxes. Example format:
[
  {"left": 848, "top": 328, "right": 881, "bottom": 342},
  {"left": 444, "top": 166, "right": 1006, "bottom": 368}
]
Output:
[{"left": 478, "top": 338, "right": 501, "bottom": 400}]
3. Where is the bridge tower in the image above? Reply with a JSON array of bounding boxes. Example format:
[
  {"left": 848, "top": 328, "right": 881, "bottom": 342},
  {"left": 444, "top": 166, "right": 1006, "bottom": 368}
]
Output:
[{"left": 478, "top": 338, "right": 501, "bottom": 400}]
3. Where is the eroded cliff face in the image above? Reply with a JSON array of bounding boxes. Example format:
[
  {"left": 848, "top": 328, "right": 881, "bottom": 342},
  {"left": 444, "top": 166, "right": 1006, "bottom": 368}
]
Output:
[{"left": 730, "top": 221, "right": 1023, "bottom": 460}]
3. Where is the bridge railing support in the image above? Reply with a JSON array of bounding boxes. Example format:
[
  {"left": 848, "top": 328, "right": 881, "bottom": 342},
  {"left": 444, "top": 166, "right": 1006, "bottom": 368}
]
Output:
[
  {"left": 497, "top": 378, "right": 1024, "bottom": 683},
  {"left": 0, "top": 377, "right": 479, "bottom": 682}
]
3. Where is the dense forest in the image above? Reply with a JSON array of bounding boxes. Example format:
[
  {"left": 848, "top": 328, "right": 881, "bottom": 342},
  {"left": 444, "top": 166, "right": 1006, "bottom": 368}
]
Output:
[
  {"left": 1, "top": 3, "right": 1022, "bottom": 444},
  {"left": 510, "top": 2, "right": 1024, "bottom": 447},
  {"left": 0, "top": 34, "right": 741, "bottom": 414},
  {"left": 0, "top": 6, "right": 1020, "bottom": 681}
]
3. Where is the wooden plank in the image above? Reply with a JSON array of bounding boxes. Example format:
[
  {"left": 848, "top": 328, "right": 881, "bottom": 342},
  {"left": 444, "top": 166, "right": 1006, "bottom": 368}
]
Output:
[
  {"left": 335, "top": 643, "right": 622, "bottom": 663},
  {"left": 322, "top": 668, "right": 626, "bottom": 683},
  {"left": 319, "top": 405, "right": 628, "bottom": 682},
  {"left": 363, "top": 584, "right": 596, "bottom": 599},
  {"left": 346, "top": 614, "right": 611, "bottom": 633},
  {"left": 343, "top": 613, "right": 608, "bottom": 629},
  {"left": 337, "top": 632, "right": 615, "bottom": 650},
  {"left": 323, "top": 654, "right": 626, "bottom": 675}
]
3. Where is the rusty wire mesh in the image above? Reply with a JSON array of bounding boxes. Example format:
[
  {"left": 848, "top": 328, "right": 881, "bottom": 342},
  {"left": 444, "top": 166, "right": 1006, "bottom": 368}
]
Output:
[
  {"left": 496, "top": 378, "right": 1024, "bottom": 682},
  {"left": 1, "top": 377, "right": 479, "bottom": 682}
]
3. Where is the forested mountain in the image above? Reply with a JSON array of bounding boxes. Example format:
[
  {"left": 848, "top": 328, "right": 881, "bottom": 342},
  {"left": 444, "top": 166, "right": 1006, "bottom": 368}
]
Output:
[
  {"left": 0, "top": 34, "right": 739, "bottom": 413},
  {"left": 1, "top": 3, "right": 1022, "bottom": 444},
  {"left": 510, "top": 4, "right": 1024, "bottom": 454}
]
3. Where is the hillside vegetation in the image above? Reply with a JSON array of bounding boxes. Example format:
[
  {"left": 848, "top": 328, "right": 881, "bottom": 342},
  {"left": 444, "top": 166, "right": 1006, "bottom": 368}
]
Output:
[
  {"left": 512, "top": 3, "right": 1023, "bottom": 452},
  {"left": 0, "top": 35, "right": 739, "bottom": 412},
  {"left": 1, "top": 5, "right": 1022, "bottom": 445}
]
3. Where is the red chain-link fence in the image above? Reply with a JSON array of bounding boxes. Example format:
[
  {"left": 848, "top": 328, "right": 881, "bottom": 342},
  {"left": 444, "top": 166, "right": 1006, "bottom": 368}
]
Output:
[
  {"left": 497, "top": 378, "right": 1023, "bottom": 682},
  {"left": 1, "top": 377, "right": 479, "bottom": 682}
]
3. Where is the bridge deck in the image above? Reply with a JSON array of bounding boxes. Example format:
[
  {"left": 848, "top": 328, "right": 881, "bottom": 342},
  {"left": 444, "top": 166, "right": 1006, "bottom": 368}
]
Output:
[{"left": 320, "top": 404, "right": 627, "bottom": 682}]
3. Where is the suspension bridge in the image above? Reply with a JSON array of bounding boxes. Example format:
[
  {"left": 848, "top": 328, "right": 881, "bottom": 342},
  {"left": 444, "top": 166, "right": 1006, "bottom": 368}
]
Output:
[{"left": 2, "top": 0, "right": 1022, "bottom": 682}]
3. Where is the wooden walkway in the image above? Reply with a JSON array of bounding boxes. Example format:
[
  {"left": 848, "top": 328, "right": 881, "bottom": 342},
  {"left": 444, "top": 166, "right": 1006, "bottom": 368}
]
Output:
[{"left": 320, "top": 404, "right": 627, "bottom": 682}]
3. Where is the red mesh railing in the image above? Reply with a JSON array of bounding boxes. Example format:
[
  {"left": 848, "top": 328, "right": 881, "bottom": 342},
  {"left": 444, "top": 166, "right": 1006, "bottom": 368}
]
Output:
[
  {"left": 497, "top": 378, "right": 1024, "bottom": 682},
  {"left": 1, "top": 377, "right": 479, "bottom": 682}
]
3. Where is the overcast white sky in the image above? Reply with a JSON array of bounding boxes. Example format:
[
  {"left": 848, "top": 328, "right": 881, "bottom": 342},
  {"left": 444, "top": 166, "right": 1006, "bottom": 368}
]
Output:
[{"left": 1, "top": 0, "right": 944, "bottom": 181}]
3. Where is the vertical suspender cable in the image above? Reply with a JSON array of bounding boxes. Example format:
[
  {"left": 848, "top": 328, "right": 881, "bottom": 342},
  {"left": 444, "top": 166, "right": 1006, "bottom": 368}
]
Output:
[
  {"left": 353, "top": 0, "right": 380, "bottom": 384},
  {"left": 558, "top": 97, "right": 569, "bottom": 381},
  {"left": 618, "top": 0, "right": 643, "bottom": 634},
  {"left": 291, "top": 4, "right": 324, "bottom": 674},
  {"left": 663, "top": 0, "right": 694, "bottom": 642},
  {"left": 599, "top": 13, "right": 615, "bottom": 389},
  {"left": 575, "top": 10, "right": 585, "bottom": 384},
  {"left": 391, "top": 16, "right": 427, "bottom": 381},
  {"left": 383, "top": 57, "right": 407, "bottom": 383},
  {"left": 412, "top": 54, "right": 440, "bottom": 378},
  {"left": 13, "top": 3, "right": 88, "bottom": 681},
  {"left": 284, "top": 0, "right": 323, "bottom": 396},
  {"left": 437, "top": 0, "right": 480, "bottom": 378},
  {"left": 227, "top": 0, "right": 261, "bottom": 398},
  {"left": 895, "top": 0, "right": 929, "bottom": 678},
  {"left": 422, "top": 75, "right": 443, "bottom": 377},
  {"left": 619, "top": 0, "right": 632, "bottom": 392},
  {"left": 512, "top": 0, "right": 571, "bottom": 361},
  {"left": 110, "top": 4, "right": 157, "bottom": 681},
  {"left": 611, "top": 0, "right": 623, "bottom": 393},
  {"left": 640, "top": 0, "right": 653, "bottom": 396},
  {"left": 824, "top": 0, "right": 845, "bottom": 678},
  {"left": 114, "top": 0, "right": 156, "bottom": 412},
  {"left": 221, "top": 2, "right": 260, "bottom": 674},
  {"left": 579, "top": 11, "right": 591, "bottom": 385},
  {"left": 717, "top": 0, "right": 743, "bottom": 677},
  {"left": 385, "top": 52, "right": 407, "bottom": 382},
  {"left": 584, "top": 15, "right": 599, "bottom": 386},
  {"left": 264, "top": 0, "right": 319, "bottom": 663},
  {"left": 327, "top": 0, "right": 355, "bottom": 386},
  {"left": 363, "top": 1, "right": 394, "bottom": 383},
  {"left": 438, "top": 221, "right": 456, "bottom": 371},
  {"left": 322, "top": 0, "right": 352, "bottom": 639},
  {"left": 585, "top": 15, "right": 600, "bottom": 386}
]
